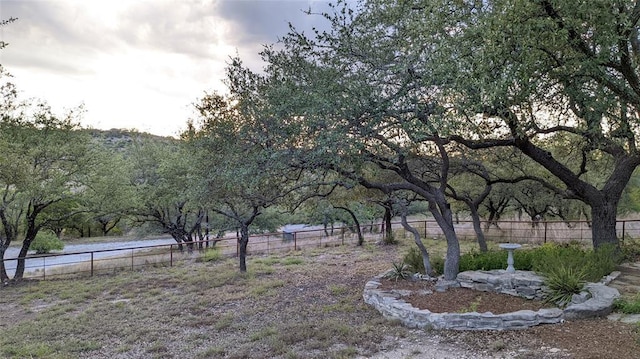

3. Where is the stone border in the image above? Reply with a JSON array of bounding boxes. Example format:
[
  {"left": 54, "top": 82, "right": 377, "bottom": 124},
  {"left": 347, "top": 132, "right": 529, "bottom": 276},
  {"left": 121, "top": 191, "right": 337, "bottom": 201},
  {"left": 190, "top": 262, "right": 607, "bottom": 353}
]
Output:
[{"left": 363, "top": 270, "right": 621, "bottom": 330}]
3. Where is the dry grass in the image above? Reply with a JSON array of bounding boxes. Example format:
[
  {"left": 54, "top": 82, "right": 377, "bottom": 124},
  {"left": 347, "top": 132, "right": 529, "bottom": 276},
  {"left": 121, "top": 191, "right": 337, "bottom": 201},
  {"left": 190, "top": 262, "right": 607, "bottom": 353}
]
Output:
[
  {"left": 0, "top": 243, "right": 408, "bottom": 359},
  {"left": 2, "top": 235, "right": 638, "bottom": 359}
]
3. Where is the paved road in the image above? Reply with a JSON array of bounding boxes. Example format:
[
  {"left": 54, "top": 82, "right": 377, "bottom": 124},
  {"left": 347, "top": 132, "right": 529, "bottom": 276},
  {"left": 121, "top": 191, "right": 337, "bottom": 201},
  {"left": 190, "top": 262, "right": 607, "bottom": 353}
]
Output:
[{"left": 3, "top": 238, "right": 176, "bottom": 277}]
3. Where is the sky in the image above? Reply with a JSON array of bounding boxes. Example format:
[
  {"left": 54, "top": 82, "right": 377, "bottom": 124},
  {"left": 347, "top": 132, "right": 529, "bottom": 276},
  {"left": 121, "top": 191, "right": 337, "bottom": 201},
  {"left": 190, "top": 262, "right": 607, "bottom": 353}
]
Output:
[{"left": 0, "top": 0, "right": 338, "bottom": 137}]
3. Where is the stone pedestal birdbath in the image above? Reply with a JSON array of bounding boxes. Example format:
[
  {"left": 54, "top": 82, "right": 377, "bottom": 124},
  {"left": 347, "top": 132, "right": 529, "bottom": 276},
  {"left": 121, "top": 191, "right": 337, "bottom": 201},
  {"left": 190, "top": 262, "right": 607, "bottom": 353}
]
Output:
[{"left": 499, "top": 243, "right": 522, "bottom": 273}]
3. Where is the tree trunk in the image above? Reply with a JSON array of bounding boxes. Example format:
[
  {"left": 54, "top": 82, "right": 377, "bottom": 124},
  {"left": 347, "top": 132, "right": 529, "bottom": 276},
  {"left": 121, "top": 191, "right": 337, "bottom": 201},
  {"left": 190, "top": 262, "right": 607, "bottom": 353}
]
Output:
[
  {"left": 484, "top": 211, "right": 495, "bottom": 231},
  {"left": 0, "top": 247, "right": 8, "bottom": 282},
  {"left": 169, "top": 232, "right": 184, "bottom": 251},
  {"left": 383, "top": 205, "right": 393, "bottom": 243},
  {"left": 590, "top": 201, "right": 619, "bottom": 249},
  {"left": 238, "top": 224, "right": 249, "bottom": 272},
  {"left": 335, "top": 206, "right": 364, "bottom": 245},
  {"left": 14, "top": 235, "right": 35, "bottom": 280},
  {"left": 400, "top": 213, "right": 433, "bottom": 276},
  {"left": 428, "top": 196, "right": 460, "bottom": 281},
  {"left": 511, "top": 138, "right": 640, "bottom": 250},
  {"left": 14, "top": 211, "right": 40, "bottom": 280},
  {"left": 469, "top": 206, "right": 488, "bottom": 252}
]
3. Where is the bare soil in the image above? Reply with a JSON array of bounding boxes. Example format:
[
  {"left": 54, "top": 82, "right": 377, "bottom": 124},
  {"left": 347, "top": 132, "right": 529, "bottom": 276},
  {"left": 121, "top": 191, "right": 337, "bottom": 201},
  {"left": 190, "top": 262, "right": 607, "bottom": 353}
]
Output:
[{"left": 379, "top": 278, "right": 553, "bottom": 314}]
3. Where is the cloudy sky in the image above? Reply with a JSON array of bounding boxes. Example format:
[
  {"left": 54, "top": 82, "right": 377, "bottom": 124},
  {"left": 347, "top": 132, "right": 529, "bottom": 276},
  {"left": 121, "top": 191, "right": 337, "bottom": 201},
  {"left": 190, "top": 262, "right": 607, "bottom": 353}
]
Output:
[{"left": 0, "top": 0, "right": 338, "bottom": 137}]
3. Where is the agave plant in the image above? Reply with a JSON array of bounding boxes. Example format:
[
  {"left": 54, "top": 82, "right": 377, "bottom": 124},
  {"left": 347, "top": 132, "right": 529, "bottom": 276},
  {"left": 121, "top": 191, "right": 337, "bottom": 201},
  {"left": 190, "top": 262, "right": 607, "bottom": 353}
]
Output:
[
  {"left": 542, "top": 266, "right": 587, "bottom": 308},
  {"left": 384, "top": 262, "right": 412, "bottom": 281}
]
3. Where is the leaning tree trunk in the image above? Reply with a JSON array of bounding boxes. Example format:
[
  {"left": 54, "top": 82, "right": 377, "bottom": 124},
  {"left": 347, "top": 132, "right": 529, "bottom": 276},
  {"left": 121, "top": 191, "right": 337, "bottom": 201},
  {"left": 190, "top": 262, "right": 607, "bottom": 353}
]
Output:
[
  {"left": 468, "top": 206, "right": 488, "bottom": 252},
  {"left": 238, "top": 224, "right": 250, "bottom": 272},
  {"left": 400, "top": 213, "right": 433, "bottom": 276},
  {"left": 335, "top": 206, "right": 364, "bottom": 245},
  {"left": 14, "top": 228, "right": 39, "bottom": 280},
  {"left": 168, "top": 230, "right": 185, "bottom": 251},
  {"left": 428, "top": 195, "right": 460, "bottom": 281}
]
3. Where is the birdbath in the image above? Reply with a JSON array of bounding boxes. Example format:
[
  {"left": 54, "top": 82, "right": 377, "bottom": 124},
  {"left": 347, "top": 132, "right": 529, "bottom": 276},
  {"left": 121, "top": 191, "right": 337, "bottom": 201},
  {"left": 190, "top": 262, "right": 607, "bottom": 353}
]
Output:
[{"left": 499, "top": 243, "right": 522, "bottom": 273}]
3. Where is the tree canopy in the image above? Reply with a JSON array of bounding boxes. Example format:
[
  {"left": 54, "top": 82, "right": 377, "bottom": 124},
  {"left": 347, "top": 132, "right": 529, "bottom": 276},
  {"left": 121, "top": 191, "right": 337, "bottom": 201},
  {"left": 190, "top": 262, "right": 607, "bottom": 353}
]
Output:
[{"left": 219, "top": 0, "right": 640, "bottom": 278}]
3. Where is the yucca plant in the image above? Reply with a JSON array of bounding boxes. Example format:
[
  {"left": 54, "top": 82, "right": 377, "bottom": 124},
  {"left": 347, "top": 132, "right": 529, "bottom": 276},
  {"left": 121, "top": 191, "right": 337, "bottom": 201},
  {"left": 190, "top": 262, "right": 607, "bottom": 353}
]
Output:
[
  {"left": 384, "top": 262, "right": 412, "bottom": 281},
  {"left": 542, "top": 265, "right": 586, "bottom": 308}
]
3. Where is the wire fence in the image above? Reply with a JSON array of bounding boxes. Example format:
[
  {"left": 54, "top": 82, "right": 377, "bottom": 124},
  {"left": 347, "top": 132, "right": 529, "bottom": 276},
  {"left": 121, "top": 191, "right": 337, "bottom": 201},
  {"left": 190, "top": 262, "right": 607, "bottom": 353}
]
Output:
[{"left": 4, "top": 219, "right": 640, "bottom": 280}]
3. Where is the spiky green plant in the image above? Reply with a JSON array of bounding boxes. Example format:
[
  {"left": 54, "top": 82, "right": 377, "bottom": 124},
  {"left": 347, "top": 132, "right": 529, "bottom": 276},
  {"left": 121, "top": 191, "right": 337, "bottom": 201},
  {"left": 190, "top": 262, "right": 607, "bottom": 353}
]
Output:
[
  {"left": 384, "top": 262, "right": 412, "bottom": 281},
  {"left": 542, "top": 266, "right": 586, "bottom": 308}
]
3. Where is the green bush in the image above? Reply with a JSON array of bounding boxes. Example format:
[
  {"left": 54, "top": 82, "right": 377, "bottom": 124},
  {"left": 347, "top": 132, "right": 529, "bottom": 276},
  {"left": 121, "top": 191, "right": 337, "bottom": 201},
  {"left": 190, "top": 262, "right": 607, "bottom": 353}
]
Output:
[
  {"left": 431, "top": 256, "right": 445, "bottom": 276},
  {"left": 587, "top": 244, "right": 621, "bottom": 280},
  {"left": 31, "top": 231, "right": 64, "bottom": 254},
  {"left": 459, "top": 250, "right": 508, "bottom": 272},
  {"left": 382, "top": 233, "right": 397, "bottom": 245},
  {"left": 513, "top": 249, "right": 536, "bottom": 270},
  {"left": 531, "top": 243, "right": 618, "bottom": 282},
  {"left": 621, "top": 239, "right": 640, "bottom": 262},
  {"left": 529, "top": 242, "right": 619, "bottom": 307},
  {"left": 202, "top": 248, "right": 223, "bottom": 262},
  {"left": 402, "top": 247, "right": 425, "bottom": 274}
]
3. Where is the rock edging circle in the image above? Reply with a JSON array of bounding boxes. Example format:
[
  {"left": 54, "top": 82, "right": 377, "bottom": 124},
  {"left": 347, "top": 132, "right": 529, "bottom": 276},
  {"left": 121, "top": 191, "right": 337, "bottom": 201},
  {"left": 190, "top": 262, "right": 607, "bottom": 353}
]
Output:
[{"left": 363, "top": 269, "right": 621, "bottom": 330}]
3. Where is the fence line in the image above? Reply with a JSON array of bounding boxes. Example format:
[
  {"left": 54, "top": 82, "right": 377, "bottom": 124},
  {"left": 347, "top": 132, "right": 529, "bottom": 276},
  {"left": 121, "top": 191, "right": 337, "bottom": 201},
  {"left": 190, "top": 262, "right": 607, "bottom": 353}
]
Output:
[{"left": 4, "top": 219, "right": 640, "bottom": 280}]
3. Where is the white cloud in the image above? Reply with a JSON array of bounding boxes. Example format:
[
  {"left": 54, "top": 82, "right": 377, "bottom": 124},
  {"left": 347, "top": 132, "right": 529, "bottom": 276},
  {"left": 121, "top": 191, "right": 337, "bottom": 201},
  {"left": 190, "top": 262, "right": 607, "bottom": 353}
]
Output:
[{"left": 0, "top": 0, "right": 342, "bottom": 137}]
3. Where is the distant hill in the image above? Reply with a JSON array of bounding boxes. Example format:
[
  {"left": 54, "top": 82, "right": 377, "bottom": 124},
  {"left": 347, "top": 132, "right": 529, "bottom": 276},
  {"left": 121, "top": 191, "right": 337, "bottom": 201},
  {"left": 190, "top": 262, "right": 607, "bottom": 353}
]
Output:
[{"left": 83, "top": 128, "right": 176, "bottom": 151}]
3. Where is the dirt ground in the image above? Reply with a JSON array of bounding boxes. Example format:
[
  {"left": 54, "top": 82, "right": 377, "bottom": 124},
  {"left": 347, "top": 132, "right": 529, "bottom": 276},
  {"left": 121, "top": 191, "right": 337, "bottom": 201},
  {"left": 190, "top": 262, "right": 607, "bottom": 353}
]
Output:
[{"left": 1, "top": 243, "right": 639, "bottom": 359}]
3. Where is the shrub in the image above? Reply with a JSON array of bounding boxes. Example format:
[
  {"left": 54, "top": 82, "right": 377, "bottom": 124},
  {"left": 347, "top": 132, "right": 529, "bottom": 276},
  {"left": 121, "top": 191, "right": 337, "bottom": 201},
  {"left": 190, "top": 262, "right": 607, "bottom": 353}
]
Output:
[
  {"left": 430, "top": 256, "right": 445, "bottom": 276},
  {"left": 402, "top": 247, "right": 424, "bottom": 274},
  {"left": 452, "top": 248, "right": 535, "bottom": 272},
  {"left": 31, "top": 231, "right": 64, "bottom": 254},
  {"left": 530, "top": 242, "right": 619, "bottom": 307},
  {"left": 513, "top": 249, "right": 536, "bottom": 270},
  {"left": 586, "top": 244, "right": 621, "bottom": 280},
  {"left": 202, "top": 248, "right": 223, "bottom": 262},
  {"left": 459, "top": 250, "right": 507, "bottom": 272},
  {"left": 401, "top": 249, "right": 445, "bottom": 276},
  {"left": 532, "top": 243, "right": 618, "bottom": 283},
  {"left": 621, "top": 239, "right": 640, "bottom": 261},
  {"left": 382, "top": 233, "right": 397, "bottom": 245}
]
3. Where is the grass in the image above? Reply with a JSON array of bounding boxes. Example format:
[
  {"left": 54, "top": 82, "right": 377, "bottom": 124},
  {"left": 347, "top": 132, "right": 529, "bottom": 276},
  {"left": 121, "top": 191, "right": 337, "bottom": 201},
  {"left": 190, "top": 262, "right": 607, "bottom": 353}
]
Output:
[
  {"left": 1, "top": 233, "right": 636, "bottom": 358},
  {"left": 0, "top": 242, "right": 412, "bottom": 359},
  {"left": 614, "top": 294, "right": 640, "bottom": 314}
]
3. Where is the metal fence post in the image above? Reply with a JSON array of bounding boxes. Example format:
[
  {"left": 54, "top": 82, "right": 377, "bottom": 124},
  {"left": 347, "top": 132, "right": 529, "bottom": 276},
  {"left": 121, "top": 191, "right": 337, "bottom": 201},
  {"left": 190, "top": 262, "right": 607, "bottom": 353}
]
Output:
[
  {"left": 43, "top": 257, "right": 46, "bottom": 280},
  {"left": 294, "top": 232, "right": 297, "bottom": 251},
  {"left": 544, "top": 221, "right": 548, "bottom": 244},
  {"left": 91, "top": 252, "right": 94, "bottom": 276}
]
